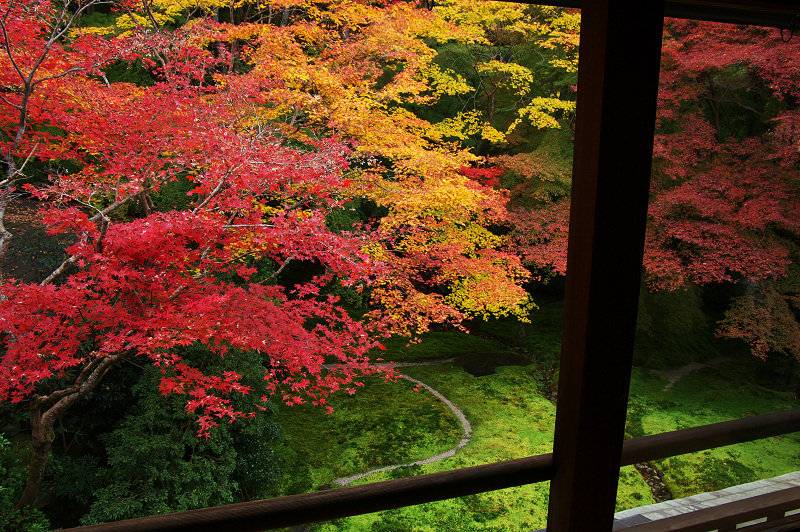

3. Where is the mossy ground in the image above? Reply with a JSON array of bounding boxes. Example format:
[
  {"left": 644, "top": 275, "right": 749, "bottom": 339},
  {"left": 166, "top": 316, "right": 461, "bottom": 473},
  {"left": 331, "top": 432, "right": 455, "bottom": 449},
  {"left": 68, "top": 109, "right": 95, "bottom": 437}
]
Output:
[
  {"left": 279, "top": 364, "right": 560, "bottom": 531},
  {"left": 273, "top": 299, "right": 799, "bottom": 531},
  {"left": 628, "top": 361, "right": 800, "bottom": 499},
  {"left": 275, "top": 376, "right": 465, "bottom": 492}
]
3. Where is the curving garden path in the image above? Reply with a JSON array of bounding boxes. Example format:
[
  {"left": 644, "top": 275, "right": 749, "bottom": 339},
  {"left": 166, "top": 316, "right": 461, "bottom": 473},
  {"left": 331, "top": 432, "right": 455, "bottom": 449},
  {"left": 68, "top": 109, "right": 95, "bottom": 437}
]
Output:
[
  {"left": 332, "top": 360, "right": 472, "bottom": 486},
  {"left": 329, "top": 357, "right": 733, "bottom": 487},
  {"left": 649, "top": 357, "right": 729, "bottom": 391}
]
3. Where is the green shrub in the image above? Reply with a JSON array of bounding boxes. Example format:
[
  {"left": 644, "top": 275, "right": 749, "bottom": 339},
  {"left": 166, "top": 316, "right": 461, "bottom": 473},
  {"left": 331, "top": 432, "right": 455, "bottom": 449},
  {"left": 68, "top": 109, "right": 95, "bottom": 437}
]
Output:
[
  {"left": 82, "top": 345, "right": 283, "bottom": 524},
  {"left": 0, "top": 435, "right": 50, "bottom": 532},
  {"left": 151, "top": 176, "right": 199, "bottom": 212}
]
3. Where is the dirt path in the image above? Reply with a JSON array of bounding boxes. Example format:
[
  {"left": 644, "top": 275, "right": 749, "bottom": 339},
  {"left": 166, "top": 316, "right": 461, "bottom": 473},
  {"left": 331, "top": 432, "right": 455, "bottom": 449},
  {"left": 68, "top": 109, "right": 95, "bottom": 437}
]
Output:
[
  {"left": 332, "top": 361, "right": 471, "bottom": 487},
  {"left": 650, "top": 357, "right": 729, "bottom": 391}
]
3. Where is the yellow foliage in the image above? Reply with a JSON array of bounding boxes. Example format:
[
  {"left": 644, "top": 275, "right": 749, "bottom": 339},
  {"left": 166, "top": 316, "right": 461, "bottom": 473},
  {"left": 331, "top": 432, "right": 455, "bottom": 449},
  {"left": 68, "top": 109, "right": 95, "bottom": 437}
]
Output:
[
  {"left": 426, "top": 110, "right": 506, "bottom": 145},
  {"left": 444, "top": 276, "right": 536, "bottom": 322},
  {"left": 434, "top": 0, "right": 545, "bottom": 44},
  {"left": 510, "top": 97, "right": 576, "bottom": 132},
  {"left": 379, "top": 171, "right": 504, "bottom": 230},
  {"left": 418, "top": 63, "right": 473, "bottom": 97},
  {"left": 69, "top": 25, "right": 116, "bottom": 37},
  {"left": 481, "top": 123, "right": 506, "bottom": 144},
  {"left": 542, "top": 10, "right": 581, "bottom": 73},
  {"left": 476, "top": 60, "right": 534, "bottom": 96},
  {"left": 431, "top": 0, "right": 579, "bottom": 145},
  {"left": 461, "top": 224, "right": 503, "bottom": 251}
]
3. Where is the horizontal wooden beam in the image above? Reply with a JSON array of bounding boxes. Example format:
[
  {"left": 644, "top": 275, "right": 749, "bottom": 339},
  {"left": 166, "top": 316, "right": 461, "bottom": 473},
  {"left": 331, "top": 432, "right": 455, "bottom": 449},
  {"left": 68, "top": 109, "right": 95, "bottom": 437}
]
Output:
[
  {"left": 622, "top": 486, "right": 800, "bottom": 532},
  {"left": 61, "top": 453, "right": 555, "bottom": 532},
  {"left": 510, "top": 0, "right": 799, "bottom": 27},
  {"left": 666, "top": 0, "right": 799, "bottom": 25},
  {"left": 61, "top": 408, "right": 800, "bottom": 532},
  {"left": 670, "top": 0, "right": 799, "bottom": 15},
  {"left": 621, "top": 408, "right": 800, "bottom": 466}
]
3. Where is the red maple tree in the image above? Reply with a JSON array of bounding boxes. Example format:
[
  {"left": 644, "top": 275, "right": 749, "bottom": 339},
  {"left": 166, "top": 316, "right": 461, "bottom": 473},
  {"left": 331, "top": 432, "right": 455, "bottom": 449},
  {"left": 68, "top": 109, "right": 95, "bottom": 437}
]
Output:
[
  {"left": 504, "top": 19, "right": 800, "bottom": 361},
  {"left": 0, "top": 1, "right": 392, "bottom": 508}
]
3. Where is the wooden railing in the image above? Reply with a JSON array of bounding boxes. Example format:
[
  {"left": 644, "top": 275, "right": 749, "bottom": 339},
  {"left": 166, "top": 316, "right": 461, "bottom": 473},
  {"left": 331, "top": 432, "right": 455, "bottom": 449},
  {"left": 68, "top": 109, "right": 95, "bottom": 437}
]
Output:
[
  {"left": 620, "top": 408, "right": 800, "bottom": 466},
  {"left": 61, "top": 408, "right": 800, "bottom": 532},
  {"left": 623, "top": 486, "right": 800, "bottom": 531}
]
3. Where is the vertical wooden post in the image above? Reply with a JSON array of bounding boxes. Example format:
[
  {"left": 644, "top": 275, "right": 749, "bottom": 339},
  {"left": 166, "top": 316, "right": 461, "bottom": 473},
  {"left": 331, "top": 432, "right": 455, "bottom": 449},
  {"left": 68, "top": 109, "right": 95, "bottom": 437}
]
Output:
[{"left": 546, "top": 1, "right": 665, "bottom": 530}]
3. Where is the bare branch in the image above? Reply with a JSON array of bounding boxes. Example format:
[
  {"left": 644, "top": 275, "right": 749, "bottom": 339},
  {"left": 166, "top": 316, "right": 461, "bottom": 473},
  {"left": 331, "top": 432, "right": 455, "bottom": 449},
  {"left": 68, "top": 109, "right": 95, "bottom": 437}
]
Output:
[
  {"left": 39, "top": 255, "right": 78, "bottom": 286},
  {"left": 193, "top": 152, "right": 253, "bottom": 212},
  {"left": 700, "top": 96, "right": 763, "bottom": 116},
  {"left": 40, "top": 349, "right": 135, "bottom": 426},
  {"left": 38, "top": 185, "right": 159, "bottom": 286},
  {"left": 0, "top": 9, "right": 29, "bottom": 83},
  {"left": 258, "top": 257, "right": 292, "bottom": 284},
  {"left": 0, "top": 91, "right": 22, "bottom": 111},
  {"left": 30, "top": 65, "right": 98, "bottom": 89},
  {"left": 47, "top": 0, "right": 104, "bottom": 45},
  {"left": 0, "top": 142, "right": 39, "bottom": 187}
]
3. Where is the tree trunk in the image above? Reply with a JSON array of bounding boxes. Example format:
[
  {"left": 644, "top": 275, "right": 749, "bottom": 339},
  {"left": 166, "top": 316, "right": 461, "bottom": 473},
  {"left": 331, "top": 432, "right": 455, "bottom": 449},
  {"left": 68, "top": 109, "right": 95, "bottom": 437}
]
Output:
[
  {"left": 139, "top": 189, "right": 153, "bottom": 217},
  {"left": 16, "top": 398, "right": 54, "bottom": 509},
  {"left": 0, "top": 187, "right": 14, "bottom": 271},
  {"left": 15, "top": 353, "right": 125, "bottom": 509}
]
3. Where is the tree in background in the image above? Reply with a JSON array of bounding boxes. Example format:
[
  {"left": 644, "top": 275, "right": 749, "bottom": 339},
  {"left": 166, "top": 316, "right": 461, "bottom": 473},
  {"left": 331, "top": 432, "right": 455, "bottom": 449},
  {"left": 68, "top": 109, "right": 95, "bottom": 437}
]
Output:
[
  {"left": 196, "top": 0, "right": 539, "bottom": 332},
  {"left": 650, "top": 20, "right": 800, "bottom": 360},
  {"left": 423, "top": 1, "right": 578, "bottom": 154},
  {"left": 417, "top": 2, "right": 578, "bottom": 285},
  {"left": 500, "top": 18, "right": 800, "bottom": 363}
]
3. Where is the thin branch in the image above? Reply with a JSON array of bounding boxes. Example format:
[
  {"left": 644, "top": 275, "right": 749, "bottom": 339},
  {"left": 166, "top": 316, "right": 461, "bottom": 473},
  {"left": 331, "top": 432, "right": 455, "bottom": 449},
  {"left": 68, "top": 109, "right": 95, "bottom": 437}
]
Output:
[
  {"left": 192, "top": 161, "right": 245, "bottom": 212},
  {"left": 0, "top": 10, "right": 29, "bottom": 83},
  {"left": 700, "top": 96, "right": 763, "bottom": 116},
  {"left": 39, "top": 354, "right": 105, "bottom": 407},
  {"left": 350, "top": 178, "right": 396, "bottom": 193},
  {"left": 40, "top": 349, "right": 134, "bottom": 427},
  {"left": 0, "top": 142, "right": 39, "bottom": 187},
  {"left": 0, "top": 91, "right": 22, "bottom": 111},
  {"left": 38, "top": 186, "right": 153, "bottom": 286},
  {"left": 47, "top": 0, "right": 103, "bottom": 45},
  {"left": 95, "top": 217, "right": 108, "bottom": 253},
  {"left": 30, "top": 65, "right": 98, "bottom": 89},
  {"left": 258, "top": 257, "right": 292, "bottom": 284},
  {"left": 223, "top": 223, "right": 277, "bottom": 229},
  {"left": 39, "top": 255, "right": 78, "bottom": 286}
]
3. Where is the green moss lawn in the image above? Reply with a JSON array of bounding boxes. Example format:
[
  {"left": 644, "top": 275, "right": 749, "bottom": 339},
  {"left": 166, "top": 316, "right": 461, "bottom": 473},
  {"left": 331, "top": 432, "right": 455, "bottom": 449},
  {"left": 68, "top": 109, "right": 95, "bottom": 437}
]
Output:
[{"left": 270, "top": 298, "right": 799, "bottom": 531}]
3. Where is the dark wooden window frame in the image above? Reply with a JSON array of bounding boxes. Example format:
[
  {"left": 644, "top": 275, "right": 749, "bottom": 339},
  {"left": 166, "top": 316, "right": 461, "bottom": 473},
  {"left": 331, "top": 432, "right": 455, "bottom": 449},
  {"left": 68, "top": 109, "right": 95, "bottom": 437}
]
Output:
[{"left": 66, "top": 1, "right": 800, "bottom": 530}]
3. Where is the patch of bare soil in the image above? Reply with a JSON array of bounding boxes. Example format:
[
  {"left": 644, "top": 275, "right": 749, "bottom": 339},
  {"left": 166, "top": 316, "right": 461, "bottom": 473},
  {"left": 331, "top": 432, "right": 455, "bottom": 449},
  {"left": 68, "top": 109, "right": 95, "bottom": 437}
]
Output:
[
  {"left": 650, "top": 357, "right": 729, "bottom": 391},
  {"left": 1, "top": 197, "right": 72, "bottom": 282},
  {"left": 453, "top": 351, "right": 532, "bottom": 377}
]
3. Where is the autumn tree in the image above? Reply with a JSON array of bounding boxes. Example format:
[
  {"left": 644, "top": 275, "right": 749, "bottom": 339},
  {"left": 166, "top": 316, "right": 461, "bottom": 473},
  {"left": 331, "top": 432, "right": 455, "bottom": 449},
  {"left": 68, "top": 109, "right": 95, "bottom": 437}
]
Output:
[
  {"left": 0, "top": 0, "right": 557, "bottom": 514},
  {"left": 648, "top": 20, "right": 800, "bottom": 360},
  {"left": 79, "top": 0, "right": 539, "bottom": 331},
  {"left": 0, "top": 1, "right": 390, "bottom": 510},
  {"left": 406, "top": 1, "right": 579, "bottom": 287},
  {"left": 191, "top": 0, "right": 539, "bottom": 333},
  {"left": 0, "top": 0, "right": 125, "bottom": 263},
  {"left": 427, "top": 1, "right": 578, "bottom": 154},
  {"left": 503, "top": 19, "right": 800, "bottom": 363}
]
